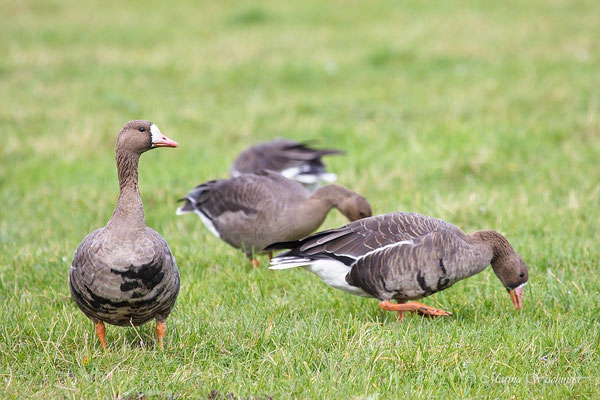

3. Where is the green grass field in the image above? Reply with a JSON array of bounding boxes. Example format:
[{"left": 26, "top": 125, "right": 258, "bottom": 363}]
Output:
[{"left": 1, "top": 0, "right": 599, "bottom": 398}]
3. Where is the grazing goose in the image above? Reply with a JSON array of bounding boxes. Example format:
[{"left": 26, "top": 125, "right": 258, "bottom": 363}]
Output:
[
  {"left": 267, "top": 212, "right": 528, "bottom": 320},
  {"left": 230, "top": 139, "right": 344, "bottom": 191},
  {"left": 176, "top": 170, "right": 372, "bottom": 267},
  {"left": 69, "top": 120, "right": 180, "bottom": 349}
]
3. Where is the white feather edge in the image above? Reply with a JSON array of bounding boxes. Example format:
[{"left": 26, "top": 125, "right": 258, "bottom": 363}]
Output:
[
  {"left": 195, "top": 210, "right": 220, "bottom": 238},
  {"left": 268, "top": 257, "right": 312, "bottom": 269},
  {"left": 175, "top": 199, "right": 221, "bottom": 238},
  {"left": 354, "top": 239, "right": 415, "bottom": 260},
  {"left": 280, "top": 167, "right": 308, "bottom": 181},
  {"left": 175, "top": 204, "right": 191, "bottom": 215},
  {"left": 280, "top": 167, "right": 337, "bottom": 185},
  {"left": 319, "top": 172, "right": 337, "bottom": 183}
]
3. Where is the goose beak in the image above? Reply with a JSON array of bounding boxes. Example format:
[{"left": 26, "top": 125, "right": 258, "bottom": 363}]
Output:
[
  {"left": 508, "top": 286, "right": 523, "bottom": 310},
  {"left": 152, "top": 134, "right": 178, "bottom": 148}
]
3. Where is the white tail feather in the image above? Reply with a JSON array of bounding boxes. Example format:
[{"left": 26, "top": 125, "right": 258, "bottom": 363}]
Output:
[
  {"left": 269, "top": 257, "right": 312, "bottom": 270},
  {"left": 319, "top": 172, "right": 337, "bottom": 183},
  {"left": 175, "top": 205, "right": 192, "bottom": 215},
  {"left": 293, "top": 174, "right": 319, "bottom": 184},
  {"left": 194, "top": 210, "right": 220, "bottom": 238},
  {"left": 270, "top": 257, "right": 370, "bottom": 297}
]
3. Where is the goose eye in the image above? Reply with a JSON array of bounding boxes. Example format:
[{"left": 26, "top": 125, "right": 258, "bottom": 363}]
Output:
[
  {"left": 139, "top": 127, "right": 146, "bottom": 132},
  {"left": 519, "top": 272, "right": 525, "bottom": 278}
]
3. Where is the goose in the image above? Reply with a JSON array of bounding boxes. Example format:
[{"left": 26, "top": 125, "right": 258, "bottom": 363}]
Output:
[
  {"left": 230, "top": 139, "right": 344, "bottom": 191},
  {"left": 267, "top": 212, "right": 528, "bottom": 320},
  {"left": 176, "top": 170, "right": 372, "bottom": 267},
  {"left": 69, "top": 120, "right": 180, "bottom": 349}
]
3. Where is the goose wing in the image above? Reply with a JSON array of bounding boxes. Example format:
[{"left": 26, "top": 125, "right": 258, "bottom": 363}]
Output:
[
  {"left": 346, "top": 226, "right": 469, "bottom": 300},
  {"left": 176, "top": 172, "right": 308, "bottom": 237},
  {"left": 231, "top": 139, "right": 344, "bottom": 182},
  {"left": 267, "top": 212, "right": 460, "bottom": 265},
  {"left": 268, "top": 212, "right": 471, "bottom": 300}
]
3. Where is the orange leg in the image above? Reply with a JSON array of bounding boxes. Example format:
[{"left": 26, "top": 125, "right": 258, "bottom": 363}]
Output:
[
  {"left": 156, "top": 321, "right": 166, "bottom": 350},
  {"left": 95, "top": 321, "right": 107, "bottom": 350},
  {"left": 379, "top": 300, "right": 452, "bottom": 322},
  {"left": 268, "top": 251, "right": 273, "bottom": 261},
  {"left": 250, "top": 258, "right": 260, "bottom": 268}
]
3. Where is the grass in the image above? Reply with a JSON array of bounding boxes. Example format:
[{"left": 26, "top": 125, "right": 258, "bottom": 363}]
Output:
[{"left": 1, "top": 0, "right": 599, "bottom": 398}]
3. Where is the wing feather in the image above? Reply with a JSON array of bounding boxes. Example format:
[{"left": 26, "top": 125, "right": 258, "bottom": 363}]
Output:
[
  {"left": 178, "top": 172, "right": 308, "bottom": 221},
  {"left": 268, "top": 212, "right": 464, "bottom": 263},
  {"left": 231, "top": 139, "right": 344, "bottom": 176}
]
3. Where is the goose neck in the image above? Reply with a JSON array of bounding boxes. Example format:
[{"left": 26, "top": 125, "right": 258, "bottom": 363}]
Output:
[{"left": 106, "top": 149, "right": 146, "bottom": 234}]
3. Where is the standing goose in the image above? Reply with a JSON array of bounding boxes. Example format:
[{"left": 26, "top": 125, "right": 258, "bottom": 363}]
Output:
[
  {"left": 70, "top": 120, "right": 180, "bottom": 349},
  {"left": 267, "top": 212, "right": 528, "bottom": 320},
  {"left": 176, "top": 170, "right": 372, "bottom": 267},
  {"left": 230, "top": 139, "right": 344, "bottom": 191}
]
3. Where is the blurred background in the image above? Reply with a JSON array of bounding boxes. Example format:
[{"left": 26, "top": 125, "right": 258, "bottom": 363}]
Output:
[
  {"left": 1, "top": 0, "right": 598, "bottom": 397},
  {"left": 2, "top": 0, "right": 598, "bottom": 259}
]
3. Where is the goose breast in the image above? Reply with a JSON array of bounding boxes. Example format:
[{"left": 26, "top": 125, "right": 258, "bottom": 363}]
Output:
[{"left": 69, "top": 227, "right": 180, "bottom": 326}]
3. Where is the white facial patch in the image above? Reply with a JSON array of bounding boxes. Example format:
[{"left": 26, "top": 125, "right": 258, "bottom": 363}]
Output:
[{"left": 150, "top": 123, "right": 163, "bottom": 144}]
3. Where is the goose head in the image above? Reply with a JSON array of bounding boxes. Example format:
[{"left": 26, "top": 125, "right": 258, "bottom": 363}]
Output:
[
  {"left": 471, "top": 230, "right": 528, "bottom": 310},
  {"left": 492, "top": 251, "right": 528, "bottom": 310},
  {"left": 311, "top": 184, "right": 372, "bottom": 222},
  {"left": 484, "top": 232, "right": 528, "bottom": 310},
  {"left": 337, "top": 193, "right": 372, "bottom": 221},
  {"left": 117, "top": 120, "right": 178, "bottom": 154}
]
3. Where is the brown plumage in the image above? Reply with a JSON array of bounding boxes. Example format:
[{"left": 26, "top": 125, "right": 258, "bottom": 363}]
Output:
[
  {"left": 177, "top": 170, "right": 372, "bottom": 267},
  {"left": 69, "top": 120, "right": 180, "bottom": 349},
  {"left": 230, "top": 139, "right": 344, "bottom": 191},
  {"left": 268, "top": 212, "right": 528, "bottom": 320}
]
